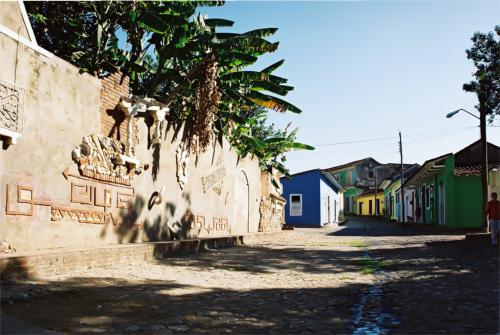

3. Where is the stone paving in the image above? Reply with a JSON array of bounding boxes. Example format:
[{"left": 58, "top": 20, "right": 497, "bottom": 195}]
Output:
[{"left": 1, "top": 217, "right": 499, "bottom": 334}]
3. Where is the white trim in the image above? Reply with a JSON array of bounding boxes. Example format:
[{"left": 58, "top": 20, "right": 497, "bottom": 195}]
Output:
[
  {"left": 17, "top": 0, "right": 37, "bottom": 43},
  {"left": 0, "top": 25, "right": 53, "bottom": 58},
  {"left": 289, "top": 193, "right": 302, "bottom": 217},
  {"left": 0, "top": 127, "right": 22, "bottom": 144}
]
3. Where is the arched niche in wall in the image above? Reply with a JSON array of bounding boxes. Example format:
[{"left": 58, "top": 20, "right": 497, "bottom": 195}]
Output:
[{"left": 234, "top": 169, "right": 250, "bottom": 234}]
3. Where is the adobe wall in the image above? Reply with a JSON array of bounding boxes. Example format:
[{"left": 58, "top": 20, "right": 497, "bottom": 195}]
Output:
[{"left": 0, "top": 16, "right": 264, "bottom": 252}]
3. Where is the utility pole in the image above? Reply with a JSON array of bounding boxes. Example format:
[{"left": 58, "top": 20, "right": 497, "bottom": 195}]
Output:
[
  {"left": 480, "top": 106, "right": 488, "bottom": 231},
  {"left": 374, "top": 170, "right": 377, "bottom": 216},
  {"left": 399, "top": 131, "right": 405, "bottom": 223}
]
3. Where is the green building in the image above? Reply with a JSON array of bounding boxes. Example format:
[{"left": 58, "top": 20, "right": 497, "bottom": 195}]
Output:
[
  {"left": 325, "top": 158, "right": 380, "bottom": 215},
  {"left": 404, "top": 141, "right": 500, "bottom": 228}
]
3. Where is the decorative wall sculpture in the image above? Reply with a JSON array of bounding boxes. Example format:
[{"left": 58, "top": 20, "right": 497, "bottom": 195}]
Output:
[
  {"left": 118, "top": 97, "right": 168, "bottom": 146},
  {"left": 72, "top": 134, "right": 144, "bottom": 186},
  {"left": 176, "top": 144, "right": 189, "bottom": 189},
  {"left": 0, "top": 79, "right": 25, "bottom": 144}
]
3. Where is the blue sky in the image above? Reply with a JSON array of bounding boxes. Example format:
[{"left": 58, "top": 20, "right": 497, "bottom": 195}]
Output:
[{"left": 203, "top": 1, "right": 500, "bottom": 173}]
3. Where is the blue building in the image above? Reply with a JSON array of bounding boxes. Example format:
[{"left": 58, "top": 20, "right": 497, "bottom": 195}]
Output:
[{"left": 281, "top": 169, "right": 345, "bottom": 227}]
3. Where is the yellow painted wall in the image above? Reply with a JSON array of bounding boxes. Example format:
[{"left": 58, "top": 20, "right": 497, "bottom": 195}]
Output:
[{"left": 356, "top": 194, "right": 385, "bottom": 216}]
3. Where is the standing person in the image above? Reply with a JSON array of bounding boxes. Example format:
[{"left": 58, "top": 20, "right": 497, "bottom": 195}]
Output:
[{"left": 485, "top": 192, "right": 500, "bottom": 247}]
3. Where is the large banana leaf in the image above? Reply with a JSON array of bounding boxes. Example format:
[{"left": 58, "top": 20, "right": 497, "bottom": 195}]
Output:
[
  {"left": 138, "top": 12, "right": 185, "bottom": 33},
  {"left": 250, "top": 81, "right": 293, "bottom": 96},
  {"left": 204, "top": 18, "right": 234, "bottom": 27},
  {"left": 286, "top": 142, "right": 315, "bottom": 150},
  {"left": 242, "top": 28, "right": 278, "bottom": 38},
  {"left": 246, "top": 90, "right": 302, "bottom": 113},
  {"left": 217, "top": 36, "right": 278, "bottom": 53},
  {"left": 220, "top": 71, "right": 288, "bottom": 85},
  {"left": 261, "top": 59, "right": 285, "bottom": 74}
]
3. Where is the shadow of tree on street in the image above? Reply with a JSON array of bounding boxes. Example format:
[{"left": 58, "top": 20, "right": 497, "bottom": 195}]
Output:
[{"left": 1, "top": 231, "right": 498, "bottom": 334}]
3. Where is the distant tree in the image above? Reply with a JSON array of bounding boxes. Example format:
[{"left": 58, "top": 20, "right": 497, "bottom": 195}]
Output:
[{"left": 463, "top": 25, "right": 500, "bottom": 122}]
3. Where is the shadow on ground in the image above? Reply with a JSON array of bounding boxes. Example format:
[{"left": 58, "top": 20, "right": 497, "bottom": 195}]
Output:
[
  {"left": 331, "top": 216, "right": 481, "bottom": 237},
  {"left": 368, "top": 238, "right": 499, "bottom": 334},
  {"left": 1, "top": 223, "right": 498, "bottom": 334}
]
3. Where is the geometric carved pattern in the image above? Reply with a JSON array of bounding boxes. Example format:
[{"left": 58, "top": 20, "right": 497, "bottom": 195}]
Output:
[
  {"left": 117, "top": 190, "right": 134, "bottom": 209},
  {"left": 50, "top": 207, "right": 113, "bottom": 225},
  {"left": 5, "top": 184, "right": 51, "bottom": 216},
  {"left": 190, "top": 215, "right": 229, "bottom": 235},
  {"left": 5, "top": 183, "right": 125, "bottom": 225},
  {"left": 71, "top": 183, "right": 93, "bottom": 204},
  {"left": 0, "top": 79, "right": 24, "bottom": 134},
  {"left": 212, "top": 217, "right": 229, "bottom": 231}
]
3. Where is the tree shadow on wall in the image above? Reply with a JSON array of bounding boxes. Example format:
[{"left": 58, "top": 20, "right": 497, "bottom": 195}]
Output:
[
  {"left": 105, "top": 109, "right": 126, "bottom": 142},
  {"left": 105, "top": 191, "right": 196, "bottom": 244},
  {"left": 99, "top": 195, "right": 146, "bottom": 244}
]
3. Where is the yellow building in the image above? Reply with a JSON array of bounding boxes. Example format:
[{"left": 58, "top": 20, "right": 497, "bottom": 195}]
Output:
[{"left": 356, "top": 193, "right": 385, "bottom": 216}]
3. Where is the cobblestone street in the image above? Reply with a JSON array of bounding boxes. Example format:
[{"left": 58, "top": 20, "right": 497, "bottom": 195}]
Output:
[{"left": 1, "top": 217, "right": 499, "bottom": 334}]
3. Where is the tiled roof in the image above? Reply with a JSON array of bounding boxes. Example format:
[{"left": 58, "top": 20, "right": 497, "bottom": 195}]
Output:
[
  {"left": 324, "top": 157, "right": 380, "bottom": 172},
  {"left": 454, "top": 163, "right": 500, "bottom": 176}
]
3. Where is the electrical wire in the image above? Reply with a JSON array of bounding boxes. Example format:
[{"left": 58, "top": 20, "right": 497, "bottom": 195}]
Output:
[{"left": 313, "top": 126, "right": 477, "bottom": 147}]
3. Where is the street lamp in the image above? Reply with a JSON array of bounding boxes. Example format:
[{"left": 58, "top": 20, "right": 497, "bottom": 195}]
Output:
[
  {"left": 446, "top": 108, "right": 480, "bottom": 120},
  {"left": 447, "top": 107, "right": 488, "bottom": 231}
]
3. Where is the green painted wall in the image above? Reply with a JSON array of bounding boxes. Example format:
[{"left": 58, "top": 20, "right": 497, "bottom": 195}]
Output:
[
  {"left": 411, "top": 155, "right": 482, "bottom": 228},
  {"left": 333, "top": 168, "right": 357, "bottom": 187},
  {"left": 455, "top": 175, "right": 482, "bottom": 228},
  {"left": 334, "top": 169, "right": 359, "bottom": 215}
]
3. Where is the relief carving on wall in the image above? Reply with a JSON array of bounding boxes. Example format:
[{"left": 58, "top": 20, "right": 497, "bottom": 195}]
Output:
[
  {"left": 72, "top": 134, "right": 144, "bottom": 186},
  {"left": 176, "top": 144, "right": 189, "bottom": 190},
  {"left": 201, "top": 155, "right": 226, "bottom": 194},
  {"left": 5, "top": 181, "right": 135, "bottom": 226},
  {"left": 0, "top": 79, "right": 25, "bottom": 144},
  {"left": 188, "top": 214, "right": 230, "bottom": 236}
]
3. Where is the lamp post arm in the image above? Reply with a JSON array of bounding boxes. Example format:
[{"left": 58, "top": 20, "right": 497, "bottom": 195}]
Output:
[{"left": 457, "top": 108, "right": 480, "bottom": 120}]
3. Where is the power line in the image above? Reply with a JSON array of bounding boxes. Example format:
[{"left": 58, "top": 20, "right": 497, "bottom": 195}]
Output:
[{"left": 313, "top": 126, "right": 477, "bottom": 147}]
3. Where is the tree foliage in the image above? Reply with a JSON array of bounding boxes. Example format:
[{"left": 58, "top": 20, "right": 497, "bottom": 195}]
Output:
[
  {"left": 463, "top": 25, "right": 500, "bottom": 122},
  {"left": 227, "top": 107, "right": 313, "bottom": 179},
  {"left": 26, "top": 1, "right": 313, "bottom": 175}
]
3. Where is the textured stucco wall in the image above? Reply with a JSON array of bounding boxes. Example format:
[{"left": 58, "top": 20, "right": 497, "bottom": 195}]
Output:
[
  {"left": 0, "top": 2, "right": 31, "bottom": 41},
  {"left": 0, "top": 27, "right": 102, "bottom": 251},
  {"left": 0, "top": 23, "right": 262, "bottom": 252}
]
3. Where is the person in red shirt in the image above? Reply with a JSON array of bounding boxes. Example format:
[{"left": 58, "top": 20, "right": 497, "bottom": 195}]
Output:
[{"left": 485, "top": 192, "right": 500, "bottom": 247}]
